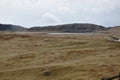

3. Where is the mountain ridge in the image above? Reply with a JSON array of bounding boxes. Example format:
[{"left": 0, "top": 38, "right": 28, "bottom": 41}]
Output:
[
  {"left": 0, "top": 23, "right": 27, "bottom": 31},
  {"left": 0, "top": 23, "right": 120, "bottom": 33},
  {"left": 28, "top": 23, "right": 107, "bottom": 32}
]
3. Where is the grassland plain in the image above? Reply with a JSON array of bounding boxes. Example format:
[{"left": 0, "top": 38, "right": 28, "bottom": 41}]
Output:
[{"left": 0, "top": 32, "right": 120, "bottom": 80}]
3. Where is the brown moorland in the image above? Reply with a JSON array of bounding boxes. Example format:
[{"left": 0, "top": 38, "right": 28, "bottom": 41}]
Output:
[{"left": 0, "top": 32, "right": 120, "bottom": 80}]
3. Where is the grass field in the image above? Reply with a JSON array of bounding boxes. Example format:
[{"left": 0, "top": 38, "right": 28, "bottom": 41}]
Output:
[{"left": 0, "top": 32, "right": 120, "bottom": 80}]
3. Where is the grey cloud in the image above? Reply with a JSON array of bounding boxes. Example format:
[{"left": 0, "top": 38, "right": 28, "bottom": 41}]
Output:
[
  {"left": 40, "top": 13, "right": 62, "bottom": 26},
  {"left": 0, "top": 0, "right": 120, "bottom": 27}
]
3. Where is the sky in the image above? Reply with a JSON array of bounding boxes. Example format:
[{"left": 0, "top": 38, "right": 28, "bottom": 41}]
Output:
[{"left": 0, "top": 0, "right": 120, "bottom": 28}]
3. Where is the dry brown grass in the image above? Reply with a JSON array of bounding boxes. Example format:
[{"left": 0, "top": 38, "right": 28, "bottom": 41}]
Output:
[{"left": 0, "top": 32, "right": 120, "bottom": 80}]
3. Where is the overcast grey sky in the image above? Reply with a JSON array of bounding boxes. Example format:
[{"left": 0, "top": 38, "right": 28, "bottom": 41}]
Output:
[{"left": 0, "top": 0, "right": 120, "bottom": 27}]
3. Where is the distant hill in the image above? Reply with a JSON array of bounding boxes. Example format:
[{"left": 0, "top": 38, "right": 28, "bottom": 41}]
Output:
[
  {"left": 28, "top": 23, "right": 106, "bottom": 32},
  {"left": 107, "top": 26, "right": 120, "bottom": 32},
  {"left": 106, "top": 26, "right": 120, "bottom": 37},
  {"left": 0, "top": 23, "right": 108, "bottom": 32},
  {"left": 0, "top": 23, "right": 27, "bottom": 32}
]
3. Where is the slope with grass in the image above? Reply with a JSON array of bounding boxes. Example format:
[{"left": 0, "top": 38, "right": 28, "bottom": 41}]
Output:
[{"left": 106, "top": 26, "right": 120, "bottom": 37}]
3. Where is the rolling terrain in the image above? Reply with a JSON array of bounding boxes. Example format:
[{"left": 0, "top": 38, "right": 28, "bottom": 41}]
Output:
[
  {"left": 0, "top": 23, "right": 27, "bottom": 31},
  {"left": 0, "top": 32, "right": 120, "bottom": 80},
  {"left": 0, "top": 23, "right": 107, "bottom": 32},
  {"left": 28, "top": 23, "right": 106, "bottom": 32},
  {"left": 106, "top": 26, "right": 120, "bottom": 37}
]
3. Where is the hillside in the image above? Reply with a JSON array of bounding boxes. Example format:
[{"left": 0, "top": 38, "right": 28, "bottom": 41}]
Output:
[
  {"left": 106, "top": 26, "right": 120, "bottom": 37},
  {"left": 28, "top": 23, "right": 106, "bottom": 32},
  {"left": 1, "top": 23, "right": 120, "bottom": 34},
  {"left": 0, "top": 23, "right": 27, "bottom": 31}
]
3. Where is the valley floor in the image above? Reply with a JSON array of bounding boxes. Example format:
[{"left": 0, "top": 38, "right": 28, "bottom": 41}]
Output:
[{"left": 0, "top": 32, "right": 120, "bottom": 80}]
